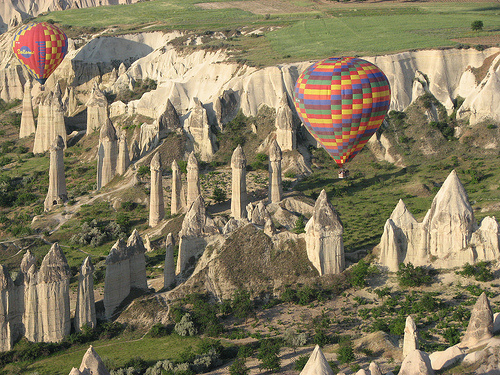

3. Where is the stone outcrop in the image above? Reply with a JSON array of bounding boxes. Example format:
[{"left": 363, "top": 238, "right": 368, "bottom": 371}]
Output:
[
  {"left": 299, "top": 345, "right": 333, "bottom": 375},
  {"left": 78, "top": 345, "right": 111, "bottom": 375},
  {"left": 116, "top": 132, "right": 130, "bottom": 175},
  {"left": 369, "top": 362, "right": 383, "bottom": 375},
  {"left": 86, "top": 82, "right": 108, "bottom": 135},
  {"left": 19, "top": 80, "right": 35, "bottom": 138},
  {"left": 44, "top": 135, "right": 68, "bottom": 211},
  {"left": 184, "top": 97, "right": 216, "bottom": 161},
  {"left": 130, "top": 138, "right": 141, "bottom": 162},
  {"left": 275, "top": 95, "right": 296, "bottom": 151},
  {"left": 461, "top": 292, "right": 493, "bottom": 348},
  {"left": 399, "top": 350, "right": 434, "bottom": 375},
  {"left": 33, "top": 85, "right": 66, "bottom": 154},
  {"left": 138, "top": 121, "right": 160, "bottom": 156},
  {"left": 0, "top": 265, "right": 14, "bottom": 351},
  {"left": 378, "top": 170, "right": 500, "bottom": 270},
  {"left": 149, "top": 152, "right": 165, "bottom": 227},
  {"left": 186, "top": 152, "right": 201, "bottom": 209},
  {"left": 158, "top": 99, "right": 181, "bottom": 138},
  {"left": 403, "top": 315, "right": 418, "bottom": 358},
  {"left": 23, "top": 264, "right": 40, "bottom": 342},
  {"left": 171, "top": 160, "right": 183, "bottom": 215},
  {"left": 305, "top": 190, "right": 344, "bottom": 275},
  {"left": 268, "top": 139, "right": 283, "bottom": 204},
  {"left": 429, "top": 346, "right": 465, "bottom": 371},
  {"left": 104, "top": 231, "right": 148, "bottom": 319},
  {"left": 37, "top": 243, "right": 71, "bottom": 343},
  {"left": 213, "top": 89, "right": 239, "bottom": 130},
  {"left": 248, "top": 201, "right": 271, "bottom": 226},
  {"left": 62, "top": 86, "right": 78, "bottom": 116},
  {"left": 96, "top": 119, "right": 118, "bottom": 190},
  {"left": 231, "top": 145, "right": 247, "bottom": 220},
  {"left": 164, "top": 233, "right": 175, "bottom": 289},
  {"left": 74, "top": 257, "right": 96, "bottom": 332}
]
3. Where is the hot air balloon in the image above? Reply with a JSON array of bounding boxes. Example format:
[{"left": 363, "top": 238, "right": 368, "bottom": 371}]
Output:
[
  {"left": 13, "top": 22, "right": 68, "bottom": 85},
  {"left": 293, "top": 57, "right": 391, "bottom": 173}
]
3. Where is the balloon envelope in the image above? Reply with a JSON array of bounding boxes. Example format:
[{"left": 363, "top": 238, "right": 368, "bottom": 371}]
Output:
[
  {"left": 13, "top": 22, "right": 68, "bottom": 85},
  {"left": 293, "top": 57, "right": 391, "bottom": 167}
]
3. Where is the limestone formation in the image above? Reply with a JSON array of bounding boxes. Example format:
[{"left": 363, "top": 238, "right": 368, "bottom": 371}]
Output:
[
  {"left": 164, "top": 233, "right": 175, "bottom": 289},
  {"left": 74, "top": 257, "right": 96, "bottom": 332},
  {"left": 378, "top": 170, "right": 498, "bottom": 270},
  {"left": 231, "top": 145, "right": 247, "bottom": 220},
  {"left": 403, "top": 315, "right": 419, "bottom": 358},
  {"left": 44, "top": 136, "right": 68, "bottom": 211},
  {"left": 33, "top": 86, "right": 66, "bottom": 154},
  {"left": 97, "top": 119, "right": 118, "bottom": 190},
  {"left": 275, "top": 96, "right": 296, "bottom": 151},
  {"left": 184, "top": 97, "right": 216, "bottom": 161},
  {"left": 186, "top": 152, "right": 201, "bottom": 209},
  {"left": 171, "top": 160, "right": 183, "bottom": 215},
  {"left": 149, "top": 153, "right": 165, "bottom": 227},
  {"left": 126, "top": 230, "right": 148, "bottom": 291},
  {"left": 158, "top": 99, "right": 181, "bottom": 138},
  {"left": 79, "top": 345, "right": 110, "bottom": 375},
  {"left": 19, "top": 80, "right": 35, "bottom": 138},
  {"left": 305, "top": 190, "right": 344, "bottom": 275},
  {"left": 104, "top": 239, "right": 130, "bottom": 320},
  {"left": 369, "top": 362, "right": 383, "bottom": 375},
  {"left": 461, "top": 292, "right": 493, "bottom": 348},
  {"left": 268, "top": 139, "right": 283, "bottom": 204},
  {"left": 399, "top": 350, "right": 434, "bottom": 375},
  {"left": 116, "top": 132, "right": 130, "bottom": 175},
  {"left": 0, "top": 265, "right": 14, "bottom": 351},
  {"left": 299, "top": 345, "right": 333, "bottom": 375},
  {"left": 86, "top": 82, "right": 108, "bottom": 135},
  {"left": 37, "top": 243, "right": 71, "bottom": 343}
]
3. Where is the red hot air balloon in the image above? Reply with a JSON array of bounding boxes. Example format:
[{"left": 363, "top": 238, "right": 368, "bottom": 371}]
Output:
[
  {"left": 293, "top": 57, "right": 391, "bottom": 169},
  {"left": 13, "top": 22, "right": 68, "bottom": 85}
]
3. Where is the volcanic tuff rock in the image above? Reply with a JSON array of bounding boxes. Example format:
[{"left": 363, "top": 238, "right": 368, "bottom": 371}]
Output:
[
  {"left": 378, "top": 170, "right": 500, "bottom": 270},
  {"left": 213, "top": 89, "right": 239, "bottom": 130},
  {"left": 33, "top": 85, "right": 66, "bottom": 154},
  {"left": 74, "top": 257, "right": 96, "bottom": 332},
  {"left": 461, "top": 292, "right": 493, "bottom": 348},
  {"left": 158, "top": 98, "right": 181, "bottom": 138},
  {"left": 44, "top": 135, "right": 68, "bottom": 211},
  {"left": 184, "top": 97, "right": 216, "bottom": 161},
  {"left": 268, "top": 139, "right": 283, "bottom": 204},
  {"left": 164, "top": 233, "right": 175, "bottom": 289},
  {"left": 369, "top": 362, "right": 383, "bottom": 375},
  {"left": 399, "top": 350, "right": 435, "bottom": 375},
  {"left": 186, "top": 152, "right": 201, "bottom": 209},
  {"left": 23, "top": 264, "right": 40, "bottom": 342},
  {"left": 305, "top": 189, "right": 344, "bottom": 275},
  {"left": 117, "top": 131, "right": 130, "bottom": 175},
  {"left": 231, "top": 145, "right": 247, "bottom": 220},
  {"left": 0, "top": 265, "right": 14, "bottom": 351},
  {"left": 86, "top": 82, "right": 108, "bottom": 134},
  {"left": 97, "top": 119, "right": 118, "bottom": 190},
  {"left": 275, "top": 95, "right": 296, "bottom": 151},
  {"left": 19, "top": 80, "right": 35, "bottom": 138},
  {"left": 149, "top": 152, "right": 165, "bottom": 227},
  {"left": 170, "top": 160, "right": 183, "bottom": 215},
  {"left": 78, "top": 345, "right": 111, "bottom": 375},
  {"left": 300, "top": 345, "right": 333, "bottom": 375},
  {"left": 429, "top": 346, "right": 465, "bottom": 371},
  {"left": 403, "top": 316, "right": 418, "bottom": 358},
  {"left": 126, "top": 229, "right": 148, "bottom": 290}
]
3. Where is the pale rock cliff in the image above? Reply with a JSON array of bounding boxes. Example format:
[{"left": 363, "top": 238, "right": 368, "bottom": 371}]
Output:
[
  {"left": 138, "top": 121, "right": 160, "bottom": 156},
  {"left": 33, "top": 85, "right": 66, "bottom": 154},
  {"left": 96, "top": 119, "right": 118, "bottom": 190},
  {"left": 126, "top": 229, "right": 148, "bottom": 290},
  {"left": 158, "top": 98, "right": 181, "bottom": 138},
  {"left": 275, "top": 95, "right": 296, "bottom": 151},
  {"left": 213, "top": 89, "right": 239, "bottom": 130},
  {"left": 403, "top": 316, "right": 419, "bottom": 358},
  {"left": 186, "top": 152, "right": 201, "bottom": 209},
  {"left": 305, "top": 190, "right": 344, "bottom": 275},
  {"left": 86, "top": 82, "right": 108, "bottom": 135},
  {"left": 461, "top": 292, "right": 493, "bottom": 348},
  {"left": 19, "top": 80, "right": 35, "bottom": 138},
  {"left": 184, "top": 97, "right": 216, "bottom": 161},
  {"left": 164, "top": 233, "right": 175, "bottom": 289},
  {"left": 299, "top": 345, "right": 333, "bottom": 375},
  {"left": 44, "top": 135, "right": 68, "bottom": 211},
  {"left": 268, "top": 139, "right": 283, "bottom": 204},
  {"left": 149, "top": 152, "right": 165, "bottom": 227},
  {"left": 231, "top": 145, "right": 247, "bottom": 220},
  {"left": 74, "top": 257, "right": 96, "bottom": 332},
  {"left": 104, "top": 239, "right": 130, "bottom": 320}
]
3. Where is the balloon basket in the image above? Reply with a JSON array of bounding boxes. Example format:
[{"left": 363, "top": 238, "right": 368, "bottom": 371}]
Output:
[{"left": 338, "top": 168, "right": 350, "bottom": 179}]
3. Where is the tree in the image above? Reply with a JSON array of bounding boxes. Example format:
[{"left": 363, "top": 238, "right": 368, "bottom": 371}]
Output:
[
  {"left": 337, "top": 341, "right": 355, "bottom": 364},
  {"left": 231, "top": 289, "right": 254, "bottom": 322},
  {"left": 258, "top": 339, "right": 281, "bottom": 373},
  {"left": 471, "top": 20, "right": 483, "bottom": 31},
  {"left": 229, "top": 357, "right": 249, "bottom": 375},
  {"left": 211, "top": 187, "right": 227, "bottom": 203}
]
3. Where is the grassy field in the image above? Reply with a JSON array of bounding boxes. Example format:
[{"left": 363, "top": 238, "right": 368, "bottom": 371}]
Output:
[{"left": 36, "top": 0, "right": 500, "bottom": 66}]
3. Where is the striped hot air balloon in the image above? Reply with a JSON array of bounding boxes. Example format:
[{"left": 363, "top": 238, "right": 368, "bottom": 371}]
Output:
[
  {"left": 13, "top": 22, "right": 68, "bottom": 85},
  {"left": 293, "top": 57, "right": 391, "bottom": 168}
]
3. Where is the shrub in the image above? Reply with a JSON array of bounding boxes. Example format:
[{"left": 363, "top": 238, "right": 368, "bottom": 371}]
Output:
[
  {"left": 231, "top": 289, "right": 254, "bottom": 322},
  {"left": 471, "top": 20, "right": 483, "bottom": 31},
  {"left": 294, "top": 356, "right": 309, "bottom": 371},
  {"left": 174, "top": 313, "right": 197, "bottom": 336},
  {"left": 349, "top": 260, "right": 379, "bottom": 288},
  {"left": 397, "top": 263, "right": 432, "bottom": 287},
  {"left": 137, "top": 165, "right": 150, "bottom": 177},
  {"left": 457, "top": 261, "right": 494, "bottom": 282},
  {"left": 258, "top": 339, "right": 281, "bottom": 373},
  {"left": 337, "top": 342, "right": 355, "bottom": 364},
  {"left": 229, "top": 357, "right": 249, "bottom": 375},
  {"left": 292, "top": 215, "right": 306, "bottom": 234},
  {"left": 149, "top": 323, "right": 169, "bottom": 338},
  {"left": 211, "top": 187, "right": 227, "bottom": 203},
  {"left": 283, "top": 328, "right": 307, "bottom": 351}
]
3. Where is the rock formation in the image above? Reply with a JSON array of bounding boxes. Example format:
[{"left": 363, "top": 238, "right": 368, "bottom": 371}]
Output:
[
  {"left": 299, "top": 345, "right": 333, "bottom": 375},
  {"left": 86, "top": 82, "right": 108, "bottom": 135},
  {"left": 19, "top": 80, "right": 35, "bottom": 138},
  {"left": 78, "top": 345, "right": 111, "bottom": 375},
  {"left": 138, "top": 121, "right": 160, "bottom": 156},
  {"left": 268, "top": 139, "right": 283, "bottom": 204},
  {"left": 104, "top": 230, "right": 148, "bottom": 319},
  {"left": 116, "top": 131, "right": 130, "bottom": 175},
  {"left": 186, "top": 152, "right": 201, "bottom": 209},
  {"left": 37, "top": 243, "right": 71, "bottom": 343},
  {"left": 378, "top": 170, "right": 500, "bottom": 269},
  {"left": 429, "top": 346, "right": 465, "bottom": 372},
  {"left": 399, "top": 350, "right": 435, "bottom": 375},
  {"left": 248, "top": 201, "right": 271, "bottom": 226},
  {"left": 158, "top": 98, "right": 181, "bottom": 138},
  {"left": 62, "top": 86, "right": 78, "bottom": 116},
  {"left": 23, "top": 264, "right": 40, "bottom": 342},
  {"left": 171, "top": 160, "right": 183, "bottom": 215},
  {"left": 149, "top": 152, "right": 165, "bottom": 227},
  {"left": 213, "top": 89, "right": 239, "bottom": 130},
  {"left": 305, "top": 189, "right": 344, "bottom": 275},
  {"left": 33, "top": 85, "right": 66, "bottom": 154},
  {"left": 184, "top": 97, "right": 216, "bottom": 161},
  {"left": 461, "top": 292, "right": 493, "bottom": 348},
  {"left": 74, "top": 257, "right": 96, "bottom": 332},
  {"left": 130, "top": 138, "right": 141, "bottom": 162},
  {"left": 96, "top": 119, "right": 118, "bottom": 190},
  {"left": 403, "top": 315, "right": 419, "bottom": 358},
  {"left": 44, "top": 135, "right": 68, "bottom": 211},
  {"left": 164, "top": 233, "right": 175, "bottom": 289},
  {"left": 0, "top": 265, "right": 14, "bottom": 351},
  {"left": 275, "top": 95, "right": 296, "bottom": 151},
  {"left": 369, "top": 362, "right": 383, "bottom": 375},
  {"left": 231, "top": 145, "right": 247, "bottom": 220}
]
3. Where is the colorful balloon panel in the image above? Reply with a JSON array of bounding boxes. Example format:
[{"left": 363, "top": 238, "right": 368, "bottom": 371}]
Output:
[
  {"left": 293, "top": 57, "right": 391, "bottom": 167},
  {"left": 13, "top": 22, "right": 68, "bottom": 85}
]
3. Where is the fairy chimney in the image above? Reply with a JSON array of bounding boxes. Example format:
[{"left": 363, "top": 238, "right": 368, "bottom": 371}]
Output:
[
  {"left": 268, "top": 139, "right": 283, "bottom": 203},
  {"left": 74, "top": 257, "right": 96, "bottom": 332},
  {"left": 149, "top": 153, "right": 165, "bottom": 227},
  {"left": 403, "top": 315, "right": 419, "bottom": 358},
  {"left": 19, "top": 80, "right": 35, "bottom": 138},
  {"left": 231, "top": 145, "right": 247, "bottom": 220},
  {"left": 171, "top": 160, "right": 183, "bottom": 215},
  {"left": 164, "top": 233, "right": 175, "bottom": 290},
  {"left": 33, "top": 85, "right": 66, "bottom": 154},
  {"left": 275, "top": 95, "right": 296, "bottom": 151},
  {"left": 44, "top": 136, "right": 68, "bottom": 211},
  {"left": 186, "top": 152, "right": 201, "bottom": 209},
  {"left": 96, "top": 119, "right": 118, "bottom": 190},
  {"left": 86, "top": 82, "right": 109, "bottom": 135},
  {"left": 116, "top": 132, "right": 130, "bottom": 175}
]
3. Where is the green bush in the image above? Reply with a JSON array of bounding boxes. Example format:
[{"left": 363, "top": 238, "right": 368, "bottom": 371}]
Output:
[
  {"left": 336, "top": 342, "right": 355, "bottom": 364},
  {"left": 471, "top": 20, "right": 483, "bottom": 31},
  {"left": 230, "top": 357, "right": 249, "bottom": 375},
  {"left": 294, "top": 356, "right": 309, "bottom": 371},
  {"left": 397, "top": 263, "right": 432, "bottom": 287},
  {"left": 211, "top": 187, "right": 227, "bottom": 203},
  {"left": 258, "top": 339, "right": 281, "bottom": 373},
  {"left": 457, "top": 262, "right": 494, "bottom": 282},
  {"left": 349, "top": 260, "right": 378, "bottom": 288},
  {"left": 137, "top": 165, "right": 150, "bottom": 177}
]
